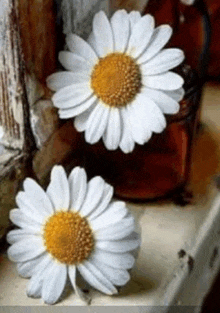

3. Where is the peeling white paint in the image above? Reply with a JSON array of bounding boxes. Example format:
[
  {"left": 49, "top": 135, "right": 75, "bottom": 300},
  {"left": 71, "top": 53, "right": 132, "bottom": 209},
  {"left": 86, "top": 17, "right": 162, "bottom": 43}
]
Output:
[
  {"left": 0, "top": 0, "right": 24, "bottom": 150},
  {"left": 0, "top": 0, "right": 9, "bottom": 69},
  {"left": 0, "top": 126, "right": 4, "bottom": 154}
]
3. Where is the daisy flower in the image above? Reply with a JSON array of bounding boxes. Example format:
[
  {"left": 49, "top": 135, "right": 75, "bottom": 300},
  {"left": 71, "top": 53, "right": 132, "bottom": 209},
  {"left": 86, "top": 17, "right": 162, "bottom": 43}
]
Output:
[
  {"left": 47, "top": 10, "right": 185, "bottom": 153},
  {"left": 7, "top": 165, "right": 140, "bottom": 305}
]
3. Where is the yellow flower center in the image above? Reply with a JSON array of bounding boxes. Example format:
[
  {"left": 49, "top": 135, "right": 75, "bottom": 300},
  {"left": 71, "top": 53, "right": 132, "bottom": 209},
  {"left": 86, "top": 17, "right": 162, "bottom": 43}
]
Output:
[
  {"left": 91, "top": 53, "right": 141, "bottom": 107},
  {"left": 43, "top": 211, "right": 94, "bottom": 265}
]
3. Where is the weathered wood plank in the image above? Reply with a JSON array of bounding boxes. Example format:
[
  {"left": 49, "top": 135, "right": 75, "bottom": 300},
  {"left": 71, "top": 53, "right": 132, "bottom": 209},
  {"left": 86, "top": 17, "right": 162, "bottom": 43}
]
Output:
[
  {"left": 61, "top": 0, "right": 110, "bottom": 38},
  {"left": 0, "top": 0, "right": 38, "bottom": 242},
  {"left": 0, "top": 0, "right": 24, "bottom": 150},
  {"left": 33, "top": 120, "right": 83, "bottom": 186},
  {"left": 18, "top": 0, "right": 57, "bottom": 86},
  {"left": 111, "top": 0, "right": 148, "bottom": 12}
]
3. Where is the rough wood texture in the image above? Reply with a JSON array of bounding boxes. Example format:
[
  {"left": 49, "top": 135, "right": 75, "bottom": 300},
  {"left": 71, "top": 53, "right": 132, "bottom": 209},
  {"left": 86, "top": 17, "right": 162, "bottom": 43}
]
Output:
[
  {"left": 32, "top": 120, "right": 84, "bottom": 186},
  {"left": 30, "top": 99, "right": 59, "bottom": 149},
  {"left": 111, "top": 0, "right": 148, "bottom": 12},
  {"left": 16, "top": 0, "right": 58, "bottom": 149},
  {"left": 61, "top": 0, "right": 109, "bottom": 38},
  {"left": 0, "top": 1, "right": 35, "bottom": 152},
  {"left": 0, "top": 0, "right": 37, "bottom": 241},
  {"left": 18, "top": 0, "right": 57, "bottom": 86},
  {"left": 0, "top": 0, "right": 24, "bottom": 150}
]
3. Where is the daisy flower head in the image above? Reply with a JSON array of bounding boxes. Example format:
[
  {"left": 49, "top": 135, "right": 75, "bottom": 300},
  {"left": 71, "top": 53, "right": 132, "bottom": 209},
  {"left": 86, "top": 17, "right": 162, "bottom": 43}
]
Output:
[
  {"left": 47, "top": 10, "right": 185, "bottom": 153},
  {"left": 7, "top": 165, "right": 140, "bottom": 305}
]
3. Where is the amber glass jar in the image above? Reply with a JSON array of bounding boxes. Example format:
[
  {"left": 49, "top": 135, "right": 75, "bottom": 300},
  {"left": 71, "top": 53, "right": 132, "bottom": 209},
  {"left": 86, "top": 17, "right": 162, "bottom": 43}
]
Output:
[{"left": 81, "top": 65, "right": 201, "bottom": 203}]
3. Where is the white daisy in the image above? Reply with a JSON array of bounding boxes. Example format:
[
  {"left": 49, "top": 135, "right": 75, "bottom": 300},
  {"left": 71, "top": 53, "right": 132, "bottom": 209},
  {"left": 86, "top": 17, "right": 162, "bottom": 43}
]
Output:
[
  {"left": 47, "top": 10, "right": 185, "bottom": 153},
  {"left": 7, "top": 165, "right": 140, "bottom": 305}
]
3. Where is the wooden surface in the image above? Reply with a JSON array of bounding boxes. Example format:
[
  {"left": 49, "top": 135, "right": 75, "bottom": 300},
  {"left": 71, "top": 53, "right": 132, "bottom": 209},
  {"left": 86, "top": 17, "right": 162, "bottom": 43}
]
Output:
[
  {"left": 0, "top": 1, "right": 24, "bottom": 149},
  {"left": 0, "top": 0, "right": 40, "bottom": 150},
  {"left": 111, "top": 0, "right": 148, "bottom": 11},
  {"left": 18, "top": 0, "right": 57, "bottom": 86}
]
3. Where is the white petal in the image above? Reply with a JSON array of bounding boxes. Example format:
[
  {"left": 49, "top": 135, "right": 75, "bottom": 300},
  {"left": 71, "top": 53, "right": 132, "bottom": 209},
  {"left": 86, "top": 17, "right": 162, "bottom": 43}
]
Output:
[
  {"left": 138, "top": 25, "right": 173, "bottom": 64},
  {"left": 69, "top": 167, "right": 87, "bottom": 212},
  {"left": 27, "top": 273, "right": 43, "bottom": 298},
  {"left": 42, "top": 262, "right": 67, "bottom": 305},
  {"left": 88, "top": 183, "right": 113, "bottom": 220},
  {"left": 127, "top": 103, "right": 146, "bottom": 145},
  {"left": 68, "top": 266, "right": 91, "bottom": 304},
  {"left": 132, "top": 92, "right": 166, "bottom": 133},
  {"left": 96, "top": 238, "right": 140, "bottom": 253},
  {"left": 165, "top": 87, "right": 185, "bottom": 102},
  {"left": 7, "top": 229, "right": 40, "bottom": 245},
  {"left": 111, "top": 10, "right": 130, "bottom": 53},
  {"left": 91, "top": 201, "right": 127, "bottom": 231},
  {"left": 59, "top": 96, "right": 97, "bottom": 119},
  {"left": 80, "top": 176, "right": 105, "bottom": 217},
  {"left": 85, "top": 102, "right": 110, "bottom": 144},
  {"left": 46, "top": 166, "right": 70, "bottom": 211},
  {"left": 27, "top": 255, "right": 53, "bottom": 298},
  {"left": 142, "top": 71, "right": 184, "bottom": 90},
  {"left": 17, "top": 253, "right": 47, "bottom": 278},
  {"left": 58, "top": 51, "right": 92, "bottom": 73},
  {"left": 119, "top": 108, "right": 135, "bottom": 153},
  {"left": 77, "top": 260, "right": 117, "bottom": 295},
  {"left": 8, "top": 237, "right": 45, "bottom": 263},
  {"left": 92, "top": 11, "right": 114, "bottom": 56},
  {"left": 129, "top": 11, "right": 141, "bottom": 29},
  {"left": 127, "top": 99, "right": 152, "bottom": 145},
  {"left": 9, "top": 209, "right": 41, "bottom": 233},
  {"left": 52, "top": 83, "right": 92, "bottom": 109},
  {"left": 141, "top": 48, "right": 184, "bottom": 75},
  {"left": 92, "top": 249, "right": 135, "bottom": 269},
  {"left": 103, "top": 107, "right": 121, "bottom": 150},
  {"left": 89, "top": 258, "right": 130, "bottom": 286},
  {"left": 16, "top": 191, "right": 47, "bottom": 224},
  {"left": 30, "top": 253, "right": 52, "bottom": 276},
  {"left": 143, "top": 87, "right": 180, "bottom": 114},
  {"left": 47, "top": 72, "right": 89, "bottom": 92},
  {"left": 126, "top": 14, "right": 154, "bottom": 59},
  {"left": 95, "top": 215, "right": 135, "bottom": 240},
  {"left": 74, "top": 104, "right": 96, "bottom": 132},
  {"left": 23, "top": 178, "right": 54, "bottom": 216},
  {"left": 87, "top": 32, "right": 97, "bottom": 54},
  {"left": 66, "top": 33, "right": 98, "bottom": 65}
]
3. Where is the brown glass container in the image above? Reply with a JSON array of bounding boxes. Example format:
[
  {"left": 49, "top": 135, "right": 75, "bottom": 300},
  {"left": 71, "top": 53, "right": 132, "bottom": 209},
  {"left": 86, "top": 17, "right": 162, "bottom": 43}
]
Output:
[{"left": 80, "top": 64, "right": 201, "bottom": 204}]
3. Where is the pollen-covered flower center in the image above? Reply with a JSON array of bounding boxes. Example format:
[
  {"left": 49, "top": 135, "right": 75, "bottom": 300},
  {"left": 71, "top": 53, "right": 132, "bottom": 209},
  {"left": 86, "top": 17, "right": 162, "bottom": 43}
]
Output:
[
  {"left": 43, "top": 211, "right": 94, "bottom": 265},
  {"left": 91, "top": 53, "right": 141, "bottom": 107}
]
